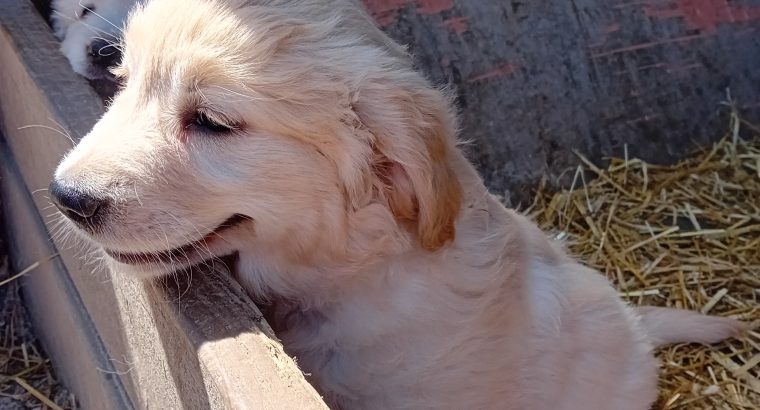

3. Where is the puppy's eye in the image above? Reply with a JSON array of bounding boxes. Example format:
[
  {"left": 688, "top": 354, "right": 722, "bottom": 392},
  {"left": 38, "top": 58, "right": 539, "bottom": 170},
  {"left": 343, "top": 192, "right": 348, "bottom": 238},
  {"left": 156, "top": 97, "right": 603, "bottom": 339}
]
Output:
[
  {"left": 191, "top": 111, "right": 235, "bottom": 134},
  {"left": 80, "top": 5, "right": 95, "bottom": 18}
]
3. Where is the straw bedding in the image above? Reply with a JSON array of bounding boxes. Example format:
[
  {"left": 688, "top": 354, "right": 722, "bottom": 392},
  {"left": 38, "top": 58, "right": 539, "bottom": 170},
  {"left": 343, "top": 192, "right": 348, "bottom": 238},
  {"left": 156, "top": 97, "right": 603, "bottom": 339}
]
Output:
[
  {"left": 0, "top": 236, "right": 73, "bottom": 408},
  {"left": 526, "top": 120, "right": 760, "bottom": 409}
]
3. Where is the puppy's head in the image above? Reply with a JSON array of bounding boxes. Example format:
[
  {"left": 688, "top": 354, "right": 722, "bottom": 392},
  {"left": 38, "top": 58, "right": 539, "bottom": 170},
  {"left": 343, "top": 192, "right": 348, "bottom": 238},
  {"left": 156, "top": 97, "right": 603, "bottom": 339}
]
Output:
[
  {"left": 52, "top": 0, "right": 137, "bottom": 79},
  {"left": 51, "top": 0, "right": 462, "bottom": 278}
]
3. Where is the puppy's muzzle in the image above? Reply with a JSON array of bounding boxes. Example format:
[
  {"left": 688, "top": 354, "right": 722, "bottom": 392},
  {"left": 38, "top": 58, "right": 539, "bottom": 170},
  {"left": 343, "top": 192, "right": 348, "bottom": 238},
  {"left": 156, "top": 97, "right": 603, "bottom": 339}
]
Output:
[{"left": 49, "top": 179, "right": 109, "bottom": 230}]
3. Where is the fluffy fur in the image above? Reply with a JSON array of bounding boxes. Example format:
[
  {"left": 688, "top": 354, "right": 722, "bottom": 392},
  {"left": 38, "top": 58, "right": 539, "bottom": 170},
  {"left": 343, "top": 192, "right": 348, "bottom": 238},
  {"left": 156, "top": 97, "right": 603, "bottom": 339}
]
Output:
[
  {"left": 51, "top": 0, "right": 137, "bottom": 79},
  {"left": 51, "top": 1, "right": 746, "bottom": 408}
]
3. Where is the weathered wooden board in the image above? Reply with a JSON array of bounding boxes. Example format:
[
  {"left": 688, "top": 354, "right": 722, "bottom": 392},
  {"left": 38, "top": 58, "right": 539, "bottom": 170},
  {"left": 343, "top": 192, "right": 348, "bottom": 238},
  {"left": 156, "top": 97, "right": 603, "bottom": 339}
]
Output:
[
  {"left": 0, "top": 1, "right": 328, "bottom": 408},
  {"left": 362, "top": 0, "right": 760, "bottom": 204}
]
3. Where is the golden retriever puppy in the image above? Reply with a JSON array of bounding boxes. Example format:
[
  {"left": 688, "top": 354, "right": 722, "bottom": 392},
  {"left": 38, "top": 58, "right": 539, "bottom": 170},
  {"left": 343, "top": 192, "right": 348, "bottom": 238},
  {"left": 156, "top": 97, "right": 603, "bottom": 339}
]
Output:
[{"left": 50, "top": 0, "right": 745, "bottom": 408}]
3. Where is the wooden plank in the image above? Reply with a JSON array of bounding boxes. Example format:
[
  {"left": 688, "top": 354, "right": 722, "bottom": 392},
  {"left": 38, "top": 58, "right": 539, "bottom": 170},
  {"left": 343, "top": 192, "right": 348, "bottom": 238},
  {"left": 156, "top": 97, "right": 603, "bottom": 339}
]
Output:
[
  {"left": 0, "top": 1, "right": 328, "bottom": 408},
  {"left": 157, "top": 260, "right": 328, "bottom": 409}
]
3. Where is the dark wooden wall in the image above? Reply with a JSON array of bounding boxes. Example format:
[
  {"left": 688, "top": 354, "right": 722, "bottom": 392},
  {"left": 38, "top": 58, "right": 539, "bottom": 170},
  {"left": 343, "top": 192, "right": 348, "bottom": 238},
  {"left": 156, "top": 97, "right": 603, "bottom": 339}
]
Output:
[{"left": 362, "top": 0, "right": 760, "bottom": 204}]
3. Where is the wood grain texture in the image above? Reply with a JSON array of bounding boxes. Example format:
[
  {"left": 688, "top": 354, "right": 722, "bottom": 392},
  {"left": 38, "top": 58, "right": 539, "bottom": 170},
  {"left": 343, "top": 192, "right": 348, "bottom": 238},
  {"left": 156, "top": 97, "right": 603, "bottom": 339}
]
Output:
[
  {"left": 157, "top": 259, "right": 328, "bottom": 410},
  {"left": 362, "top": 0, "right": 760, "bottom": 204},
  {"left": 0, "top": 1, "right": 328, "bottom": 408}
]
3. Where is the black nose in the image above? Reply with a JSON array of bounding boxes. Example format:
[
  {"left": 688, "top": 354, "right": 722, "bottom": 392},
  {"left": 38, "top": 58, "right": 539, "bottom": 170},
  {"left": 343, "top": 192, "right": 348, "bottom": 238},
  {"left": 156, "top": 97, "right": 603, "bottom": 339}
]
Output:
[
  {"left": 88, "top": 38, "right": 121, "bottom": 69},
  {"left": 49, "top": 179, "right": 108, "bottom": 227}
]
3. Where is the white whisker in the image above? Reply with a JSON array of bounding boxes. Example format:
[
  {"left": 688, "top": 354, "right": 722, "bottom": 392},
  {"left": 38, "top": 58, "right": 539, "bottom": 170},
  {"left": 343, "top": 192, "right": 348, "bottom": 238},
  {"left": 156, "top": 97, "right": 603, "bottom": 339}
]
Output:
[
  {"left": 78, "top": 0, "right": 125, "bottom": 34},
  {"left": 17, "top": 124, "right": 77, "bottom": 146}
]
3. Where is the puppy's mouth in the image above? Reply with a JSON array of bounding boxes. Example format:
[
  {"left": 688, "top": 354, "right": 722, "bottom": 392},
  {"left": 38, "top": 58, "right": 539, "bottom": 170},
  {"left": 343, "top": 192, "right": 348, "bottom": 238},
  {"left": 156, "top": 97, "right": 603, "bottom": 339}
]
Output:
[{"left": 104, "top": 214, "right": 252, "bottom": 265}]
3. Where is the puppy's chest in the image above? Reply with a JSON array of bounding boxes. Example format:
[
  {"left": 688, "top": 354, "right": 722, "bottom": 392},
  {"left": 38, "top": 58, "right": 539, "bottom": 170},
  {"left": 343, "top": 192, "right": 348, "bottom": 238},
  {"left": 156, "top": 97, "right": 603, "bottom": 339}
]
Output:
[
  {"left": 274, "top": 288, "right": 425, "bottom": 352},
  {"left": 276, "top": 305, "right": 447, "bottom": 403},
  {"left": 271, "top": 274, "right": 520, "bottom": 399},
  {"left": 271, "top": 302, "right": 402, "bottom": 390}
]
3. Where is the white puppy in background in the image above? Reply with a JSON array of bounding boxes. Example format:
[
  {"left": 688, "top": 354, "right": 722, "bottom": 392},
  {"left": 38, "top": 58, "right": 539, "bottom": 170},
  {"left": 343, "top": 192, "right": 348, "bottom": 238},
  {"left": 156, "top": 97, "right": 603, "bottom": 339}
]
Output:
[{"left": 51, "top": 0, "right": 137, "bottom": 80}]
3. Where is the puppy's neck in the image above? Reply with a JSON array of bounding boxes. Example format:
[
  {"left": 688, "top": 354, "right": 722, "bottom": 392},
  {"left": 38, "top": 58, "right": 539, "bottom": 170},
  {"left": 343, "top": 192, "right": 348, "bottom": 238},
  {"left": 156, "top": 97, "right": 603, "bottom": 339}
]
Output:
[{"left": 236, "top": 152, "right": 499, "bottom": 309}]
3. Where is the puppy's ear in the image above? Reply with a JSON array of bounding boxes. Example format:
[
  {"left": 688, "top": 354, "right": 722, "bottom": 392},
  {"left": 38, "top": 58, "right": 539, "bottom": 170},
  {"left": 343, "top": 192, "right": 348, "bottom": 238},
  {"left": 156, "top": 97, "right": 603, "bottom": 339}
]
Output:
[{"left": 354, "top": 84, "right": 462, "bottom": 251}]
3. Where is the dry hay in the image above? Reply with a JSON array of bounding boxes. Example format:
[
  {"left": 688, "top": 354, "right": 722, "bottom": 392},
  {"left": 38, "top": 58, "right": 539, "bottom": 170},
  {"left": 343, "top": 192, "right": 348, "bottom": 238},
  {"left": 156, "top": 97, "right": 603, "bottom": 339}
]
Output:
[
  {"left": 0, "top": 257, "right": 75, "bottom": 409},
  {"left": 527, "top": 121, "right": 760, "bottom": 409}
]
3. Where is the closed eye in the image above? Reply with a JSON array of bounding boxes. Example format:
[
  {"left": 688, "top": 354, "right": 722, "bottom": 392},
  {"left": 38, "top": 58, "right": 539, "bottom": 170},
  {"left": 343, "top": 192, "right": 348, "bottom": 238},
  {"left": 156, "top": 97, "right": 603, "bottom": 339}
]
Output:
[{"left": 188, "top": 110, "right": 239, "bottom": 134}]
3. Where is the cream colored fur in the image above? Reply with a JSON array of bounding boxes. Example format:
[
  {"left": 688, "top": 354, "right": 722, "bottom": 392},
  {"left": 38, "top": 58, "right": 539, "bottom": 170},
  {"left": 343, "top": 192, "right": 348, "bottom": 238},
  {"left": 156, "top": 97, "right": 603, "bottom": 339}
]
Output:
[{"left": 53, "top": 1, "right": 746, "bottom": 408}]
